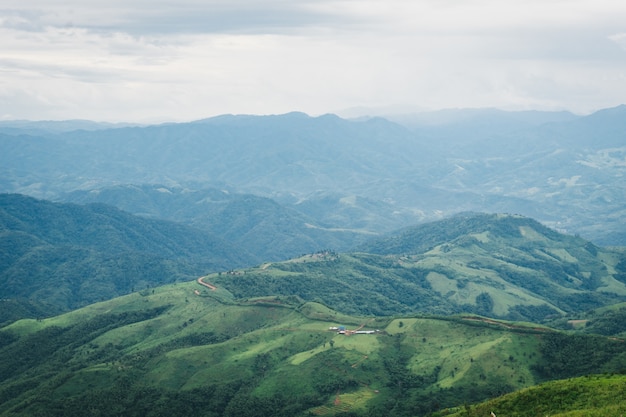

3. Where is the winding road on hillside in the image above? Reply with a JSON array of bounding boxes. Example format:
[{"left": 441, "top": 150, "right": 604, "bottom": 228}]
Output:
[{"left": 197, "top": 276, "right": 217, "bottom": 291}]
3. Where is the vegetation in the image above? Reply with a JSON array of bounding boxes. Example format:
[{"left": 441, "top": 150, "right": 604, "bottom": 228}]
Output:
[
  {"left": 0, "top": 193, "right": 255, "bottom": 318},
  {"left": 209, "top": 214, "right": 626, "bottom": 321},
  {"left": 65, "top": 184, "right": 373, "bottom": 261},
  {"left": 2, "top": 279, "right": 626, "bottom": 416},
  {"left": 2, "top": 193, "right": 626, "bottom": 415},
  {"left": 436, "top": 374, "right": 626, "bottom": 417},
  {"left": 546, "top": 302, "right": 626, "bottom": 337},
  {"left": 3, "top": 195, "right": 626, "bottom": 324}
]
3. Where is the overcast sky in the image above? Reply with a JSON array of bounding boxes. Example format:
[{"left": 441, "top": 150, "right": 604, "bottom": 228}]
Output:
[{"left": 2, "top": 0, "right": 626, "bottom": 121}]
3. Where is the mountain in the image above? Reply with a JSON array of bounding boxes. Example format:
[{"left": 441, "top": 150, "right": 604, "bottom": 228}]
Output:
[
  {"left": 63, "top": 184, "right": 374, "bottom": 261},
  {"left": 401, "top": 106, "right": 626, "bottom": 245},
  {"left": 1, "top": 281, "right": 626, "bottom": 417},
  {"left": 208, "top": 213, "right": 626, "bottom": 321},
  {"left": 357, "top": 212, "right": 579, "bottom": 255},
  {"left": 2, "top": 106, "right": 624, "bottom": 246},
  {"left": 0, "top": 112, "right": 423, "bottom": 199},
  {"left": 0, "top": 194, "right": 256, "bottom": 320}
]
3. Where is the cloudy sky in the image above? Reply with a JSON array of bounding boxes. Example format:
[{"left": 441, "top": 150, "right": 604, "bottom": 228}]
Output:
[{"left": 2, "top": 0, "right": 626, "bottom": 121}]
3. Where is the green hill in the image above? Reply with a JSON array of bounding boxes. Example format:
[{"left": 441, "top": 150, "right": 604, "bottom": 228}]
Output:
[
  {"left": 209, "top": 214, "right": 626, "bottom": 321},
  {"left": 436, "top": 374, "right": 626, "bottom": 417},
  {"left": 356, "top": 212, "right": 567, "bottom": 255},
  {"left": 0, "top": 194, "right": 256, "bottom": 321},
  {"left": 2, "top": 278, "right": 626, "bottom": 417},
  {"left": 4, "top": 204, "right": 625, "bottom": 324}
]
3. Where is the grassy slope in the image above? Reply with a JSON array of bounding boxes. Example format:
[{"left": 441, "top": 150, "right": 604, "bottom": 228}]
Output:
[
  {"left": 208, "top": 228, "right": 626, "bottom": 322},
  {"left": 436, "top": 374, "right": 626, "bottom": 417},
  {"left": 2, "top": 277, "right": 626, "bottom": 416}
]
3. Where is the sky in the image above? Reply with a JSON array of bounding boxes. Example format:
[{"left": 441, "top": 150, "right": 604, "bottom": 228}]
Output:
[{"left": 1, "top": 0, "right": 626, "bottom": 122}]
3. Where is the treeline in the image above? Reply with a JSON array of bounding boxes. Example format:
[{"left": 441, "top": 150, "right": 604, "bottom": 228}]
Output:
[{"left": 581, "top": 307, "right": 626, "bottom": 336}]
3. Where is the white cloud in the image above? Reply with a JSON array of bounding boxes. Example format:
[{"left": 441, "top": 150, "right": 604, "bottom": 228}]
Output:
[{"left": 1, "top": 0, "right": 626, "bottom": 121}]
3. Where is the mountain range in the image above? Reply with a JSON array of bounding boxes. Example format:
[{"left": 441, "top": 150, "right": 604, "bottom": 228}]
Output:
[
  {"left": 208, "top": 213, "right": 626, "bottom": 321},
  {"left": 63, "top": 184, "right": 374, "bottom": 261},
  {"left": 1, "top": 106, "right": 625, "bottom": 248},
  {"left": 2, "top": 106, "right": 626, "bottom": 416}
]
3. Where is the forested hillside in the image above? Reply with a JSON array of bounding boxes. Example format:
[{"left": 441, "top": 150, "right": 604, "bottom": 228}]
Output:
[
  {"left": 0, "top": 194, "right": 255, "bottom": 322},
  {"left": 437, "top": 374, "right": 626, "bottom": 417},
  {"left": 4, "top": 198, "right": 625, "bottom": 324},
  {"left": 64, "top": 184, "right": 374, "bottom": 261}
]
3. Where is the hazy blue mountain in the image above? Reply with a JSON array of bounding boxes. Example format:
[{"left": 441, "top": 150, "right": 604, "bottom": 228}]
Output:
[
  {"left": 0, "top": 112, "right": 426, "bottom": 201},
  {"left": 0, "top": 193, "right": 256, "bottom": 318},
  {"left": 0, "top": 120, "right": 138, "bottom": 137},
  {"left": 0, "top": 106, "right": 624, "bottom": 245}
]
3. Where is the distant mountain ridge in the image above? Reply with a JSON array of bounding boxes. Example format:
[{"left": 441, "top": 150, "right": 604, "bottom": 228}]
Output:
[{"left": 1, "top": 106, "right": 624, "bottom": 246}]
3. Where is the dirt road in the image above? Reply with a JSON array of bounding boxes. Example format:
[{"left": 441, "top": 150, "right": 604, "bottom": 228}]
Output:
[{"left": 197, "top": 276, "right": 217, "bottom": 291}]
